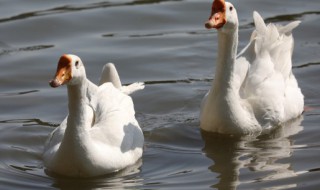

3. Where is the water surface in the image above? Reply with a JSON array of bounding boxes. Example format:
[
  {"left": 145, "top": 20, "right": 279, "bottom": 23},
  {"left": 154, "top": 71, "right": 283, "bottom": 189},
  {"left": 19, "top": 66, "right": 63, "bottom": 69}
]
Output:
[{"left": 0, "top": 0, "right": 320, "bottom": 189}]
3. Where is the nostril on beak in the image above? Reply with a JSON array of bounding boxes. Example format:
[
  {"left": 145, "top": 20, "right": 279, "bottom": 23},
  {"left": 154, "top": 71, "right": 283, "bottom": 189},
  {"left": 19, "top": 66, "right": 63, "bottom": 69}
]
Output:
[
  {"left": 205, "top": 21, "right": 214, "bottom": 29},
  {"left": 49, "top": 79, "right": 61, "bottom": 88}
]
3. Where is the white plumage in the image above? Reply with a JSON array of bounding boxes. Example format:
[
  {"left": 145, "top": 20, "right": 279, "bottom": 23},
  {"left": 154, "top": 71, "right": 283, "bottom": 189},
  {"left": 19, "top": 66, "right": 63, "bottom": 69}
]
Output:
[
  {"left": 43, "top": 54, "right": 144, "bottom": 177},
  {"left": 200, "top": 0, "right": 304, "bottom": 135}
]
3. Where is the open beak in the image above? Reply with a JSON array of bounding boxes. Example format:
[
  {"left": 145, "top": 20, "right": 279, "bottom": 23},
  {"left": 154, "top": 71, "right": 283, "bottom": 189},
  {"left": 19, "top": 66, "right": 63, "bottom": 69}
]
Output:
[
  {"left": 205, "top": 0, "right": 226, "bottom": 29},
  {"left": 49, "top": 54, "right": 72, "bottom": 88}
]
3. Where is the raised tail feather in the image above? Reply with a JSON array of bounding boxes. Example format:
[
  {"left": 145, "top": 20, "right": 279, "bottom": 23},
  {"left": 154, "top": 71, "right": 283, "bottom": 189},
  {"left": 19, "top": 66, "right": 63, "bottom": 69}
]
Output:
[
  {"left": 252, "top": 11, "right": 300, "bottom": 78},
  {"left": 99, "top": 63, "right": 122, "bottom": 88},
  {"left": 99, "top": 63, "right": 145, "bottom": 95}
]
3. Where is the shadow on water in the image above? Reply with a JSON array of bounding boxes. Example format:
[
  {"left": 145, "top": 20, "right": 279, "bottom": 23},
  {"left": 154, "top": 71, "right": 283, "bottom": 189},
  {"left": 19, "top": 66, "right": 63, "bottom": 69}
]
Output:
[{"left": 201, "top": 116, "right": 304, "bottom": 190}]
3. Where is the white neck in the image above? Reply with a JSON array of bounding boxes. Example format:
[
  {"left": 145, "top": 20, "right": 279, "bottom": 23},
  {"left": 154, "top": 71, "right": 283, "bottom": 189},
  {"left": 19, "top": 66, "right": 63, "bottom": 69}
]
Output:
[
  {"left": 212, "top": 29, "right": 238, "bottom": 95},
  {"left": 204, "top": 27, "right": 253, "bottom": 132},
  {"left": 61, "top": 78, "right": 93, "bottom": 148},
  {"left": 67, "top": 80, "right": 90, "bottom": 128}
]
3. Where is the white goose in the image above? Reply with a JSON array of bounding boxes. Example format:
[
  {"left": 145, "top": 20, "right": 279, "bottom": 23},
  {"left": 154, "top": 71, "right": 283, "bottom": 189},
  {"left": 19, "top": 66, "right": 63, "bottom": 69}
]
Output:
[
  {"left": 200, "top": 0, "right": 304, "bottom": 135},
  {"left": 43, "top": 54, "right": 144, "bottom": 177}
]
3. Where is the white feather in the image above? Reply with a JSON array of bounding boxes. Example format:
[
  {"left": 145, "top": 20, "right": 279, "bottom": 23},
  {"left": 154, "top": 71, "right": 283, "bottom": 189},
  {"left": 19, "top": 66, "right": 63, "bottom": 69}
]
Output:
[
  {"left": 200, "top": 3, "right": 304, "bottom": 135},
  {"left": 99, "top": 63, "right": 145, "bottom": 95},
  {"left": 43, "top": 55, "right": 144, "bottom": 177}
]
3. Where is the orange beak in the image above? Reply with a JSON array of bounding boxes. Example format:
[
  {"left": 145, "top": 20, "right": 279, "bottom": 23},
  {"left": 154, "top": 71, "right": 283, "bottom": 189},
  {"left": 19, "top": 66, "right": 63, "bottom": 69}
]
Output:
[
  {"left": 205, "top": 0, "right": 226, "bottom": 29},
  {"left": 49, "top": 54, "right": 72, "bottom": 88}
]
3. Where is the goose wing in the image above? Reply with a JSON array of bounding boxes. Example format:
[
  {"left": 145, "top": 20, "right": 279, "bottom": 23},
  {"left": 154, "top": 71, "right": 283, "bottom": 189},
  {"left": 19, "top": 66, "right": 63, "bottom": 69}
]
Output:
[
  {"left": 237, "top": 11, "right": 301, "bottom": 128},
  {"left": 89, "top": 83, "right": 143, "bottom": 150}
]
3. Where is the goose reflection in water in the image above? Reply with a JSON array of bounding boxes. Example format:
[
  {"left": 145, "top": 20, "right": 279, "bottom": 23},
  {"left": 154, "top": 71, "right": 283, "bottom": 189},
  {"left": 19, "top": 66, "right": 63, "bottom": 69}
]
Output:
[
  {"left": 201, "top": 116, "right": 304, "bottom": 190},
  {"left": 49, "top": 159, "right": 143, "bottom": 190}
]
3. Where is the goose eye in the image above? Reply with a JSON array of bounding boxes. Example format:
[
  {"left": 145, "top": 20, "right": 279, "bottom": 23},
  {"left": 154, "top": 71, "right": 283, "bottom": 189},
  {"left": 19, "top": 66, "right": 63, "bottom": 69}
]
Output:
[
  {"left": 229, "top": 6, "right": 233, "bottom": 11},
  {"left": 75, "top": 60, "right": 79, "bottom": 67}
]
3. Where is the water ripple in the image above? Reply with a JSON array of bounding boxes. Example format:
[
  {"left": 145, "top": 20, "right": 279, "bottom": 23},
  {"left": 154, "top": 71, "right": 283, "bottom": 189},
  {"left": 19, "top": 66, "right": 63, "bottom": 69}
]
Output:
[
  {"left": 0, "top": 0, "right": 182, "bottom": 24},
  {"left": 294, "top": 62, "right": 320, "bottom": 69},
  {"left": 265, "top": 11, "right": 320, "bottom": 23},
  {"left": 0, "top": 90, "right": 39, "bottom": 96},
  {"left": 102, "top": 29, "right": 210, "bottom": 39},
  {"left": 0, "top": 45, "right": 54, "bottom": 56},
  {"left": 101, "top": 11, "right": 320, "bottom": 39},
  {"left": 0, "top": 118, "right": 59, "bottom": 127},
  {"left": 140, "top": 78, "right": 212, "bottom": 85}
]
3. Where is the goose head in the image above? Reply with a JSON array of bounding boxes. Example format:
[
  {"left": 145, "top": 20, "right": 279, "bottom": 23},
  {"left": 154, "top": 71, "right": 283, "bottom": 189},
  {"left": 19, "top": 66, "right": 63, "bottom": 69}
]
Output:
[
  {"left": 49, "top": 54, "right": 86, "bottom": 88},
  {"left": 205, "top": 0, "right": 238, "bottom": 33}
]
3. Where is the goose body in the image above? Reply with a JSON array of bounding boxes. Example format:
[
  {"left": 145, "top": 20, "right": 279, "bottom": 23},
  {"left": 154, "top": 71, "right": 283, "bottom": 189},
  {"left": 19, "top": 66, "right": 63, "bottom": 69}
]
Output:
[
  {"left": 200, "top": 0, "right": 304, "bottom": 135},
  {"left": 43, "top": 54, "right": 144, "bottom": 177}
]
